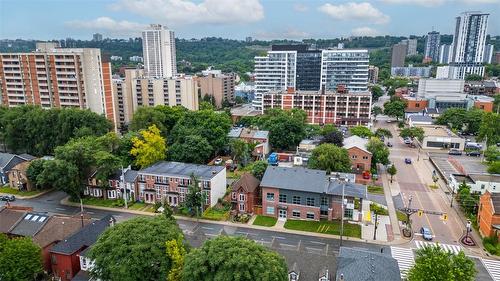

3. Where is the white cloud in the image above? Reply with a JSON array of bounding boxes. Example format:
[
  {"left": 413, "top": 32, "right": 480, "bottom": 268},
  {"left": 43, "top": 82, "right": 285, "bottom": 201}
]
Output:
[
  {"left": 319, "top": 2, "right": 390, "bottom": 24},
  {"left": 293, "top": 3, "right": 309, "bottom": 12},
  {"left": 381, "top": 0, "right": 447, "bottom": 6},
  {"left": 65, "top": 17, "right": 146, "bottom": 36},
  {"left": 112, "top": 0, "right": 264, "bottom": 25},
  {"left": 351, "top": 27, "right": 380, "bottom": 37}
]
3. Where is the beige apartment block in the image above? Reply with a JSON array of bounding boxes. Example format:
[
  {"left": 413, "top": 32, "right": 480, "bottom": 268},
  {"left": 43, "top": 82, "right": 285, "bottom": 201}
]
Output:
[{"left": 197, "top": 73, "right": 235, "bottom": 108}]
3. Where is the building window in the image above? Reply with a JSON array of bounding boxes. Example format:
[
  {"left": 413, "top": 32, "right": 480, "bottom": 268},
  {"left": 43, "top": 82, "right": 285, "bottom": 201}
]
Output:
[
  {"left": 351, "top": 155, "right": 357, "bottom": 159},
  {"left": 321, "top": 197, "right": 328, "bottom": 206},
  {"left": 362, "top": 156, "right": 368, "bottom": 160},
  {"left": 344, "top": 208, "right": 353, "bottom": 219},
  {"left": 416, "top": 103, "right": 420, "bottom": 108},
  {"left": 266, "top": 206, "right": 275, "bottom": 215},
  {"left": 266, "top": 192, "right": 275, "bottom": 201},
  {"left": 306, "top": 197, "right": 315, "bottom": 206},
  {"left": 292, "top": 196, "right": 301, "bottom": 205},
  {"left": 279, "top": 194, "right": 287, "bottom": 203},
  {"left": 107, "top": 190, "right": 116, "bottom": 199},
  {"left": 320, "top": 209, "right": 328, "bottom": 216},
  {"left": 239, "top": 203, "right": 245, "bottom": 212},
  {"left": 481, "top": 184, "right": 485, "bottom": 190},
  {"left": 292, "top": 210, "right": 300, "bottom": 218},
  {"left": 239, "top": 193, "right": 245, "bottom": 201},
  {"left": 306, "top": 213, "right": 315, "bottom": 220},
  {"left": 232, "top": 192, "right": 236, "bottom": 200}
]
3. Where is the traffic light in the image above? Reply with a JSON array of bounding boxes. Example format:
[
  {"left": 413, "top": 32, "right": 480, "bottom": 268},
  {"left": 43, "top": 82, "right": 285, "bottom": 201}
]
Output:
[
  {"left": 418, "top": 210, "right": 423, "bottom": 217},
  {"left": 443, "top": 213, "right": 448, "bottom": 221}
]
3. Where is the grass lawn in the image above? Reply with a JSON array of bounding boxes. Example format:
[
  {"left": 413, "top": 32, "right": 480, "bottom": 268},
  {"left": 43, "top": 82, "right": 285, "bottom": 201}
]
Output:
[
  {"left": 253, "top": 215, "right": 277, "bottom": 227},
  {"left": 367, "top": 185, "right": 384, "bottom": 195},
  {"left": 284, "top": 219, "right": 361, "bottom": 238},
  {"left": 76, "top": 197, "right": 125, "bottom": 208},
  {"left": 202, "top": 206, "right": 230, "bottom": 221},
  {"left": 128, "top": 202, "right": 155, "bottom": 212},
  {"left": 0, "top": 186, "right": 48, "bottom": 197},
  {"left": 370, "top": 203, "right": 389, "bottom": 216},
  {"left": 396, "top": 211, "right": 407, "bottom": 222}
]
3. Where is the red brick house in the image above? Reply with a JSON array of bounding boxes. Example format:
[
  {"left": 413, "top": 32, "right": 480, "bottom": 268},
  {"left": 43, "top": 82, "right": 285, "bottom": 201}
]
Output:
[
  {"left": 50, "top": 216, "right": 114, "bottom": 281},
  {"left": 478, "top": 191, "right": 500, "bottom": 239},
  {"left": 231, "top": 173, "right": 260, "bottom": 214},
  {"left": 343, "top": 136, "right": 372, "bottom": 173}
]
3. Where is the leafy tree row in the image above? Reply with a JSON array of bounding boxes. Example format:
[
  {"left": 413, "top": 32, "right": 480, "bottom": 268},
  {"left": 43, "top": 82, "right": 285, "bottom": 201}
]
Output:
[{"left": 0, "top": 106, "right": 111, "bottom": 156}]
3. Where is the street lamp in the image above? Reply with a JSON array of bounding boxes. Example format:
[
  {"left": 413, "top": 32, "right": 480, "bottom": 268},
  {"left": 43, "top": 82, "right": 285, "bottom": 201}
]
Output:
[
  {"left": 465, "top": 220, "right": 472, "bottom": 242},
  {"left": 340, "top": 178, "right": 347, "bottom": 247}
]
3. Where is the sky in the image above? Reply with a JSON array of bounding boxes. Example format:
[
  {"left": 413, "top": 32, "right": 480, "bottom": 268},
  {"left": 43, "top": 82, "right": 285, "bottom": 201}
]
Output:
[{"left": 0, "top": 0, "right": 499, "bottom": 40}]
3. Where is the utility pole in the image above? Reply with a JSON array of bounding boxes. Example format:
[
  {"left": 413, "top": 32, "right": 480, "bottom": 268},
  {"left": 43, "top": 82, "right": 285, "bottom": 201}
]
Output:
[
  {"left": 373, "top": 212, "right": 379, "bottom": 240},
  {"left": 80, "top": 197, "right": 84, "bottom": 228},
  {"left": 121, "top": 166, "right": 128, "bottom": 209}
]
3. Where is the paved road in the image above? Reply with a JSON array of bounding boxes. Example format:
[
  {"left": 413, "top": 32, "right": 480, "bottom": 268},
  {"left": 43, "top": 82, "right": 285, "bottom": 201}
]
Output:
[{"left": 375, "top": 117, "right": 465, "bottom": 245}]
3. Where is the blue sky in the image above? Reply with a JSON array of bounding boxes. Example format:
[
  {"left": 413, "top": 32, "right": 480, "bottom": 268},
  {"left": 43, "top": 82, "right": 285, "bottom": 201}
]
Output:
[{"left": 0, "top": 0, "right": 499, "bottom": 40}]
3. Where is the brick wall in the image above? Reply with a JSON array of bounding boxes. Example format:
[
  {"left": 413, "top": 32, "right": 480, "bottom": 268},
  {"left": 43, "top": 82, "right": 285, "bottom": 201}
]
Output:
[{"left": 478, "top": 192, "right": 500, "bottom": 238}]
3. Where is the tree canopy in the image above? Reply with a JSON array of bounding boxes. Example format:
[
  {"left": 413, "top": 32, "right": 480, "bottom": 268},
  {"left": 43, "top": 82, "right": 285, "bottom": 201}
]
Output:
[
  {"left": 383, "top": 99, "right": 406, "bottom": 120},
  {"left": 399, "top": 127, "right": 425, "bottom": 142},
  {"left": 0, "top": 234, "right": 43, "bottom": 281},
  {"left": 349, "top": 126, "right": 373, "bottom": 138},
  {"left": 182, "top": 236, "right": 288, "bottom": 281},
  {"left": 131, "top": 124, "right": 167, "bottom": 169},
  {"left": 477, "top": 112, "right": 500, "bottom": 146},
  {"left": 169, "top": 135, "right": 213, "bottom": 164},
  {"left": 407, "top": 245, "right": 476, "bottom": 281},
  {"left": 89, "top": 216, "right": 185, "bottom": 281},
  {"left": 367, "top": 137, "right": 390, "bottom": 167},
  {"left": 321, "top": 130, "right": 344, "bottom": 147},
  {"left": 371, "top": 85, "right": 384, "bottom": 101},
  {"left": 436, "top": 108, "right": 484, "bottom": 134},
  {"left": 308, "top": 144, "right": 351, "bottom": 173}
]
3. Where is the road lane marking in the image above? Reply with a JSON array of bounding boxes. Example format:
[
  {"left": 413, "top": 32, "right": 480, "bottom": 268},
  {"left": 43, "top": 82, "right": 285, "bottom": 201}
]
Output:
[
  {"left": 55, "top": 207, "right": 66, "bottom": 211},
  {"left": 412, "top": 191, "right": 435, "bottom": 235},
  {"left": 273, "top": 236, "right": 286, "bottom": 240},
  {"left": 87, "top": 211, "right": 95, "bottom": 214},
  {"left": 309, "top": 241, "right": 325, "bottom": 245},
  {"left": 391, "top": 246, "right": 415, "bottom": 279},
  {"left": 201, "top": 226, "right": 214, "bottom": 230}
]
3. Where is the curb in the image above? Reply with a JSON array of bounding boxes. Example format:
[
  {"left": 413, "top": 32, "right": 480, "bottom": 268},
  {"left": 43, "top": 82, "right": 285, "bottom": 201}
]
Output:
[
  {"left": 60, "top": 196, "right": 411, "bottom": 246},
  {"left": 0, "top": 188, "right": 54, "bottom": 199}
]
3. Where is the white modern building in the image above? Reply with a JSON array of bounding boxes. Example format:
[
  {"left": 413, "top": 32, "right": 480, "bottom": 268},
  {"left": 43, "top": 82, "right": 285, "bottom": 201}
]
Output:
[
  {"left": 449, "top": 11, "right": 489, "bottom": 79},
  {"left": 391, "top": 66, "right": 432, "bottom": 78},
  {"left": 449, "top": 174, "right": 500, "bottom": 194},
  {"left": 142, "top": 24, "right": 177, "bottom": 78},
  {"left": 320, "top": 49, "right": 369, "bottom": 92},
  {"left": 253, "top": 50, "right": 297, "bottom": 110},
  {"left": 439, "top": 44, "right": 452, "bottom": 64},
  {"left": 484, "top": 44, "right": 494, "bottom": 64}
]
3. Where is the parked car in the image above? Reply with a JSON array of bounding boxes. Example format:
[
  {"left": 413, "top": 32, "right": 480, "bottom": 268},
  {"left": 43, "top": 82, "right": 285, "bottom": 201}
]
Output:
[
  {"left": 448, "top": 149, "right": 462, "bottom": 155},
  {"left": 466, "top": 151, "right": 481, "bottom": 157},
  {"left": 0, "top": 195, "right": 15, "bottom": 202},
  {"left": 214, "top": 158, "right": 223, "bottom": 165},
  {"left": 420, "top": 227, "right": 433, "bottom": 241},
  {"left": 404, "top": 138, "right": 412, "bottom": 144},
  {"left": 405, "top": 158, "right": 412, "bottom": 164},
  {"left": 387, "top": 142, "right": 393, "bottom": 147},
  {"left": 386, "top": 120, "right": 392, "bottom": 123}
]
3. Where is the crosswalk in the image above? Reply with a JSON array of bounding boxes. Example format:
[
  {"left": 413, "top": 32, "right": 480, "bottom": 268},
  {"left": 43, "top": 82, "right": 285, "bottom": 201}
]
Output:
[
  {"left": 390, "top": 246, "right": 415, "bottom": 279},
  {"left": 414, "top": 240, "right": 463, "bottom": 255},
  {"left": 482, "top": 259, "right": 500, "bottom": 281}
]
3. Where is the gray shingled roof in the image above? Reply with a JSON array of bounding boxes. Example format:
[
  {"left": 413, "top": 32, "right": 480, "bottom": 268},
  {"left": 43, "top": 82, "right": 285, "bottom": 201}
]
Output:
[
  {"left": 9, "top": 212, "right": 50, "bottom": 237},
  {"left": 124, "top": 170, "right": 138, "bottom": 183},
  {"left": 408, "top": 115, "right": 433, "bottom": 123},
  {"left": 0, "top": 153, "right": 16, "bottom": 168},
  {"left": 50, "top": 215, "right": 114, "bottom": 255},
  {"left": 327, "top": 180, "right": 367, "bottom": 199},
  {"left": 0, "top": 153, "right": 28, "bottom": 173},
  {"left": 139, "top": 161, "right": 224, "bottom": 180},
  {"left": 228, "top": 127, "right": 243, "bottom": 138},
  {"left": 0, "top": 208, "right": 26, "bottom": 233},
  {"left": 261, "top": 166, "right": 328, "bottom": 193},
  {"left": 336, "top": 247, "right": 401, "bottom": 281}
]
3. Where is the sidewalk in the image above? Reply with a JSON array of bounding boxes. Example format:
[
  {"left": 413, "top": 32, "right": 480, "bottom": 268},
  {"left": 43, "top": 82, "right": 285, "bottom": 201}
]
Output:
[
  {"left": 60, "top": 196, "right": 411, "bottom": 246},
  {"left": 0, "top": 188, "right": 54, "bottom": 199},
  {"left": 379, "top": 164, "right": 402, "bottom": 239}
]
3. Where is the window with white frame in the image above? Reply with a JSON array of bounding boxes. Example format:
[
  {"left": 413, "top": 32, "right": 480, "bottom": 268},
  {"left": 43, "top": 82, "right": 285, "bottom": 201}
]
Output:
[
  {"left": 107, "top": 190, "right": 116, "bottom": 199},
  {"left": 279, "top": 194, "right": 287, "bottom": 203},
  {"left": 306, "top": 197, "right": 315, "bottom": 206},
  {"left": 232, "top": 192, "right": 237, "bottom": 200},
  {"left": 239, "top": 193, "right": 245, "bottom": 201},
  {"left": 306, "top": 213, "right": 315, "bottom": 219},
  {"left": 292, "top": 196, "right": 301, "bottom": 205},
  {"left": 239, "top": 203, "right": 245, "bottom": 212},
  {"left": 266, "top": 192, "right": 275, "bottom": 201},
  {"left": 292, "top": 210, "right": 300, "bottom": 218},
  {"left": 266, "top": 206, "right": 275, "bottom": 215}
]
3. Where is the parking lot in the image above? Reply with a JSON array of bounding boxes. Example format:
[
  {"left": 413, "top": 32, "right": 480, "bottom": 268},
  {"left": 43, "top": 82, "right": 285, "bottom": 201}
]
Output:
[{"left": 428, "top": 152, "right": 488, "bottom": 183}]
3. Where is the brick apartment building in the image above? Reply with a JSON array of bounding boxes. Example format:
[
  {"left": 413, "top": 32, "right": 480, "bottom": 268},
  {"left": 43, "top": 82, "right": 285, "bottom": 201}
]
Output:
[
  {"left": 261, "top": 89, "right": 372, "bottom": 126},
  {"left": 137, "top": 161, "right": 226, "bottom": 207},
  {"left": 197, "top": 71, "right": 235, "bottom": 108},
  {"left": 343, "top": 136, "right": 372, "bottom": 173},
  {"left": 261, "top": 166, "right": 366, "bottom": 221},
  {"left": 478, "top": 191, "right": 500, "bottom": 239}
]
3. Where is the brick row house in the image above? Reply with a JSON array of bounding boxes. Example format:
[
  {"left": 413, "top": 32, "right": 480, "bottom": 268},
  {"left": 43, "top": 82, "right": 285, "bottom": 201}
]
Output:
[
  {"left": 261, "top": 166, "right": 366, "bottom": 221},
  {"left": 85, "top": 167, "right": 138, "bottom": 200},
  {"left": 230, "top": 173, "right": 261, "bottom": 214},
  {"left": 478, "top": 191, "right": 500, "bottom": 239},
  {"left": 137, "top": 161, "right": 226, "bottom": 207}
]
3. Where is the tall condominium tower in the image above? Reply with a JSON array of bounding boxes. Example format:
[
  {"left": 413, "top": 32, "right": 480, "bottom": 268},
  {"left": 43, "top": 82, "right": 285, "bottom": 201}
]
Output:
[
  {"left": 0, "top": 42, "right": 116, "bottom": 128},
  {"left": 391, "top": 43, "right": 407, "bottom": 67},
  {"left": 439, "top": 44, "right": 452, "bottom": 64},
  {"left": 401, "top": 39, "right": 417, "bottom": 56},
  {"left": 320, "top": 49, "right": 369, "bottom": 92},
  {"left": 424, "top": 31, "right": 440, "bottom": 62},
  {"left": 449, "top": 11, "right": 489, "bottom": 79},
  {"left": 142, "top": 24, "right": 177, "bottom": 78},
  {"left": 483, "top": 44, "right": 494, "bottom": 64}
]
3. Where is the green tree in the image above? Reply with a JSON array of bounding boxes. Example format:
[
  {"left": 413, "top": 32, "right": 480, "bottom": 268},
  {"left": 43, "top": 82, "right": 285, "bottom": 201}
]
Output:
[
  {"left": 465, "top": 74, "right": 483, "bottom": 81},
  {"left": 249, "top": 160, "right": 268, "bottom": 180},
  {"left": 477, "top": 112, "right": 500, "bottom": 146},
  {"left": 89, "top": 216, "right": 185, "bottom": 281},
  {"left": 374, "top": 128, "right": 393, "bottom": 138},
  {"left": 372, "top": 106, "right": 383, "bottom": 121},
  {"left": 182, "top": 236, "right": 288, "bottom": 281},
  {"left": 484, "top": 145, "right": 500, "bottom": 162},
  {"left": 169, "top": 135, "right": 213, "bottom": 164},
  {"left": 383, "top": 99, "right": 406, "bottom": 120},
  {"left": 487, "top": 161, "right": 500, "bottom": 174},
  {"left": 465, "top": 109, "right": 484, "bottom": 134},
  {"left": 322, "top": 130, "right": 344, "bottom": 147},
  {"left": 493, "top": 94, "right": 500, "bottom": 113},
  {"left": 371, "top": 85, "right": 384, "bottom": 101},
  {"left": 36, "top": 159, "right": 81, "bottom": 199},
  {"left": 349, "top": 126, "right": 373, "bottom": 138},
  {"left": 94, "top": 151, "right": 122, "bottom": 185},
  {"left": 320, "top": 124, "right": 337, "bottom": 136},
  {"left": 131, "top": 124, "right": 167, "bottom": 169},
  {"left": 407, "top": 245, "right": 476, "bottom": 281},
  {"left": 166, "top": 239, "right": 186, "bottom": 281},
  {"left": 308, "top": 144, "right": 351, "bottom": 173},
  {"left": 267, "top": 114, "right": 306, "bottom": 150},
  {"left": 184, "top": 174, "right": 205, "bottom": 217},
  {"left": 305, "top": 124, "right": 322, "bottom": 139},
  {"left": 387, "top": 164, "right": 397, "bottom": 183},
  {"left": 400, "top": 127, "right": 425, "bottom": 142},
  {"left": 0, "top": 234, "right": 43, "bottom": 281},
  {"left": 26, "top": 159, "right": 48, "bottom": 189},
  {"left": 436, "top": 108, "right": 467, "bottom": 130},
  {"left": 199, "top": 101, "right": 215, "bottom": 111},
  {"left": 367, "top": 138, "right": 390, "bottom": 167},
  {"left": 230, "top": 139, "right": 250, "bottom": 165}
]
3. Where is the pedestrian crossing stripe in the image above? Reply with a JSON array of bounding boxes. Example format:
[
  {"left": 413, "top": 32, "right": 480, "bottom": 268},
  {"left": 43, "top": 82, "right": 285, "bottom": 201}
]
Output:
[
  {"left": 414, "top": 240, "right": 463, "bottom": 255},
  {"left": 390, "top": 246, "right": 415, "bottom": 279},
  {"left": 482, "top": 258, "right": 500, "bottom": 281}
]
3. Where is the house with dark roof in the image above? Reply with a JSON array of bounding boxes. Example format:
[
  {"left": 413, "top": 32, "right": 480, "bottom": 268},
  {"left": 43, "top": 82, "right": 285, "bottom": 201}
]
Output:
[
  {"left": 85, "top": 167, "right": 138, "bottom": 201},
  {"left": 478, "top": 191, "right": 500, "bottom": 239},
  {"left": 0, "top": 207, "right": 27, "bottom": 234},
  {"left": 0, "top": 152, "right": 36, "bottom": 188},
  {"left": 336, "top": 247, "right": 401, "bottom": 281},
  {"left": 230, "top": 173, "right": 261, "bottom": 214},
  {"left": 261, "top": 166, "right": 366, "bottom": 221},
  {"left": 137, "top": 161, "right": 226, "bottom": 207},
  {"left": 9, "top": 212, "right": 50, "bottom": 237},
  {"left": 228, "top": 127, "right": 270, "bottom": 158},
  {"left": 50, "top": 215, "right": 114, "bottom": 281}
]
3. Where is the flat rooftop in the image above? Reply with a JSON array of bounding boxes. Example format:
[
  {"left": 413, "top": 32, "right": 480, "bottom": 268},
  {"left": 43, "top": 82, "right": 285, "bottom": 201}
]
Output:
[
  {"left": 230, "top": 104, "right": 261, "bottom": 117},
  {"left": 418, "top": 125, "right": 459, "bottom": 138}
]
